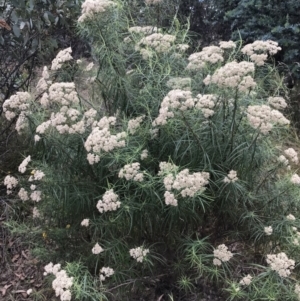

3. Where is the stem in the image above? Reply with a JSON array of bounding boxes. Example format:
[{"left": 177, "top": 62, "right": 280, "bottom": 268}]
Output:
[{"left": 180, "top": 111, "right": 205, "bottom": 154}]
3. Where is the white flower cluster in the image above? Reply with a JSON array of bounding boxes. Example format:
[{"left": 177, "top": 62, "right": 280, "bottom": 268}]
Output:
[
  {"left": 128, "top": 26, "right": 159, "bottom": 35},
  {"left": 176, "top": 44, "right": 189, "bottom": 52},
  {"left": 194, "top": 94, "right": 217, "bottom": 118},
  {"left": 287, "top": 214, "right": 296, "bottom": 221},
  {"left": 153, "top": 91, "right": 217, "bottom": 128},
  {"left": 246, "top": 105, "right": 290, "bottom": 134},
  {"left": 140, "top": 149, "right": 148, "bottom": 160},
  {"left": 18, "top": 155, "right": 31, "bottom": 173},
  {"left": 29, "top": 170, "right": 45, "bottom": 181},
  {"left": 266, "top": 252, "right": 295, "bottom": 277},
  {"left": 204, "top": 61, "right": 256, "bottom": 92},
  {"left": 129, "top": 246, "right": 149, "bottom": 262},
  {"left": 161, "top": 164, "right": 210, "bottom": 206},
  {"left": 78, "top": 0, "right": 117, "bottom": 23},
  {"left": 278, "top": 155, "right": 289, "bottom": 167},
  {"left": 48, "top": 82, "right": 79, "bottom": 106},
  {"left": 158, "top": 161, "right": 178, "bottom": 175},
  {"left": 99, "top": 267, "right": 114, "bottom": 281},
  {"left": 128, "top": 115, "right": 144, "bottom": 134},
  {"left": 267, "top": 96, "right": 287, "bottom": 110},
  {"left": 152, "top": 90, "right": 194, "bottom": 126},
  {"left": 36, "top": 66, "right": 52, "bottom": 94},
  {"left": 164, "top": 191, "right": 178, "bottom": 206},
  {"left": 284, "top": 148, "right": 298, "bottom": 164},
  {"left": 44, "top": 263, "right": 73, "bottom": 301},
  {"left": 119, "top": 162, "right": 144, "bottom": 182},
  {"left": 213, "top": 244, "right": 233, "bottom": 266},
  {"left": 136, "top": 33, "right": 176, "bottom": 57},
  {"left": 292, "top": 228, "right": 300, "bottom": 246},
  {"left": 239, "top": 274, "right": 252, "bottom": 286},
  {"left": 84, "top": 116, "right": 127, "bottom": 164},
  {"left": 241, "top": 40, "right": 281, "bottom": 66},
  {"left": 92, "top": 243, "right": 104, "bottom": 254},
  {"left": 4, "top": 175, "right": 18, "bottom": 194},
  {"left": 85, "top": 62, "right": 94, "bottom": 71},
  {"left": 30, "top": 190, "right": 42, "bottom": 202},
  {"left": 96, "top": 189, "right": 121, "bottom": 213},
  {"left": 15, "top": 111, "right": 28, "bottom": 134},
  {"left": 51, "top": 47, "right": 73, "bottom": 70},
  {"left": 18, "top": 187, "right": 29, "bottom": 201},
  {"left": 3, "top": 91, "right": 30, "bottom": 121},
  {"left": 187, "top": 46, "right": 224, "bottom": 70},
  {"left": 264, "top": 226, "right": 273, "bottom": 235},
  {"left": 219, "top": 40, "right": 236, "bottom": 49},
  {"left": 223, "top": 170, "right": 238, "bottom": 183},
  {"left": 291, "top": 174, "right": 300, "bottom": 185},
  {"left": 81, "top": 218, "right": 89, "bottom": 227},
  {"left": 32, "top": 207, "right": 40, "bottom": 218}
]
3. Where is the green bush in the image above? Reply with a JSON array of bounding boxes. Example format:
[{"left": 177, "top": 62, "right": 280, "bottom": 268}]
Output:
[{"left": 3, "top": 1, "right": 300, "bottom": 300}]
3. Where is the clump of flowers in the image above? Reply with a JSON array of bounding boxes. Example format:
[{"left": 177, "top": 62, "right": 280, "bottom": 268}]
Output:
[
  {"left": 118, "top": 162, "right": 144, "bottom": 182},
  {"left": 84, "top": 117, "right": 127, "bottom": 164},
  {"left": 29, "top": 170, "right": 45, "bottom": 181},
  {"left": 239, "top": 274, "right": 252, "bottom": 286},
  {"left": 128, "top": 26, "right": 159, "bottom": 35},
  {"left": 140, "top": 149, "right": 148, "bottom": 160},
  {"left": 92, "top": 243, "right": 104, "bottom": 254},
  {"left": 223, "top": 170, "right": 238, "bottom": 183},
  {"left": 164, "top": 191, "right": 178, "bottom": 206},
  {"left": 32, "top": 207, "right": 40, "bottom": 218},
  {"left": 128, "top": 115, "right": 145, "bottom": 134},
  {"left": 136, "top": 33, "right": 176, "bottom": 56},
  {"left": 129, "top": 246, "right": 149, "bottom": 262},
  {"left": 264, "top": 226, "right": 273, "bottom": 235},
  {"left": 219, "top": 40, "right": 236, "bottom": 49},
  {"left": 246, "top": 105, "right": 290, "bottom": 134},
  {"left": 51, "top": 47, "right": 73, "bottom": 70},
  {"left": 4, "top": 175, "right": 18, "bottom": 194},
  {"left": 18, "top": 187, "right": 29, "bottom": 201},
  {"left": 3, "top": 91, "right": 31, "bottom": 121},
  {"left": 43, "top": 263, "right": 73, "bottom": 301},
  {"left": 203, "top": 61, "right": 256, "bottom": 92},
  {"left": 36, "top": 66, "right": 52, "bottom": 94},
  {"left": 213, "top": 244, "right": 233, "bottom": 266},
  {"left": 284, "top": 148, "right": 298, "bottom": 164},
  {"left": 96, "top": 189, "right": 121, "bottom": 213},
  {"left": 267, "top": 96, "right": 287, "bottom": 110},
  {"left": 99, "top": 267, "right": 114, "bottom": 281},
  {"left": 30, "top": 190, "right": 42, "bottom": 202},
  {"left": 266, "top": 252, "right": 295, "bottom": 277},
  {"left": 78, "top": 0, "right": 117, "bottom": 23},
  {"left": 287, "top": 214, "right": 296, "bottom": 221},
  {"left": 81, "top": 219, "right": 89, "bottom": 227},
  {"left": 195, "top": 94, "right": 216, "bottom": 118},
  {"left": 152, "top": 90, "right": 194, "bottom": 126},
  {"left": 278, "top": 155, "right": 289, "bottom": 166},
  {"left": 18, "top": 155, "right": 31, "bottom": 173},
  {"left": 186, "top": 46, "right": 224, "bottom": 70},
  {"left": 291, "top": 174, "right": 300, "bottom": 185},
  {"left": 241, "top": 40, "right": 281, "bottom": 66}
]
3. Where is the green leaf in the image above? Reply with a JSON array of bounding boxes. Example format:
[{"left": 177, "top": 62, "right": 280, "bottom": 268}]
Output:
[{"left": 12, "top": 25, "right": 20, "bottom": 37}]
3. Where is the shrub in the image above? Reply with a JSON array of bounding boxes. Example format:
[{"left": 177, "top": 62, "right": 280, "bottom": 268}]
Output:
[{"left": 3, "top": 1, "right": 300, "bottom": 300}]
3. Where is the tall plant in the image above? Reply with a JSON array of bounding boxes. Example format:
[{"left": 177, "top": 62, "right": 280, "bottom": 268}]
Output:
[{"left": 3, "top": 1, "right": 300, "bottom": 300}]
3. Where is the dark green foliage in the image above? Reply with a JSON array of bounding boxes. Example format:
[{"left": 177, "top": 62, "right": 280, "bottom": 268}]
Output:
[{"left": 224, "top": 0, "right": 300, "bottom": 78}]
